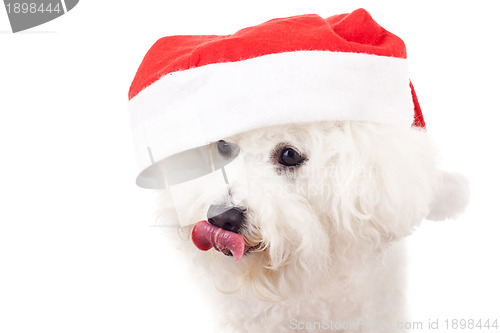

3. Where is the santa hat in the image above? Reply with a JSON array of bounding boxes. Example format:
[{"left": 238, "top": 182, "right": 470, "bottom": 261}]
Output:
[{"left": 128, "top": 8, "right": 425, "bottom": 189}]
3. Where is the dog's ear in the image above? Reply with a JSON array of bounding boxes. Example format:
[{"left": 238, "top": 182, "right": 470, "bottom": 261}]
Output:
[
  {"left": 327, "top": 123, "right": 451, "bottom": 243},
  {"left": 426, "top": 171, "right": 469, "bottom": 221}
]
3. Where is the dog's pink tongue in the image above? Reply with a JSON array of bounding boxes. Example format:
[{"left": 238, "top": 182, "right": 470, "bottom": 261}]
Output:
[{"left": 191, "top": 220, "right": 245, "bottom": 262}]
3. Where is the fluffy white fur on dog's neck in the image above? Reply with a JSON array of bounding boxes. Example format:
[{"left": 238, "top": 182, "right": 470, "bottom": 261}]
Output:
[{"left": 155, "top": 121, "right": 444, "bottom": 332}]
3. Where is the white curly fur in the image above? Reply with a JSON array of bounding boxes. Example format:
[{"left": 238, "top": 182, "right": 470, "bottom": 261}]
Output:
[{"left": 154, "top": 121, "right": 447, "bottom": 332}]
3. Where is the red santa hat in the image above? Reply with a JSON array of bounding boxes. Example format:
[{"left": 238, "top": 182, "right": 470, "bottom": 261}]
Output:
[{"left": 129, "top": 8, "right": 425, "bottom": 189}]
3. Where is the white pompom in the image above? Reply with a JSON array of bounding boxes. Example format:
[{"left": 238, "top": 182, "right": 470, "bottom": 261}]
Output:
[{"left": 426, "top": 171, "right": 470, "bottom": 221}]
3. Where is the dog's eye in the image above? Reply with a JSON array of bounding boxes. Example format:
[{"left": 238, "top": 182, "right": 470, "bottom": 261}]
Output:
[
  {"left": 217, "top": 140, "right": 232, "bottom": 157},
  {"left": 279, "top": 147, "right": 304, "bottom": 167}
]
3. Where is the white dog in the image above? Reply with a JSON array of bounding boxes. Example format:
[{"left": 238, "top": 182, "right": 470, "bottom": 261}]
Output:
[
  {"left": 154, "top": 121, "right": 467, "bottom": 332},
  {"left": 128, "top": 10, "right": 469, "bottom": 333}
]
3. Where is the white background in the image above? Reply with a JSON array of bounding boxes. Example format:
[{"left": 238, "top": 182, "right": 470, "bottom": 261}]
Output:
[{"left": 1, "top": 1, "right": 499, "bottom": 332}]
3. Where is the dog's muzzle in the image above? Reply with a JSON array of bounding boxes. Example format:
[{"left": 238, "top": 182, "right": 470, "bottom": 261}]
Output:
[{"left": 191, "top": 204, "right": 260, "bottom": 262}]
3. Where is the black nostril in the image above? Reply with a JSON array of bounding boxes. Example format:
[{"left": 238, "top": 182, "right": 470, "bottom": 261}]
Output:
[{"left": 207, "top": 204, "right": 245, "bottom": 233}]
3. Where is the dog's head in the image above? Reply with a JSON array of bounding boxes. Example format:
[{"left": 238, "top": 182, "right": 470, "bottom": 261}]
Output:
[{"left": 156, "top": 120, "right": 447, "bottom": 300}]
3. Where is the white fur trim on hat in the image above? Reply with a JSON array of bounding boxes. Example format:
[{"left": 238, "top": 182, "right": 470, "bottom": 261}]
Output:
[{"left": 129, "top": 51, "right": 414, "bottom": 188}]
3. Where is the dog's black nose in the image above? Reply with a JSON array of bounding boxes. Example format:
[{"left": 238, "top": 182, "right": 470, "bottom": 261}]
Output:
[{"left": 207, "top": 204, "right": 244, "bottom": 234}]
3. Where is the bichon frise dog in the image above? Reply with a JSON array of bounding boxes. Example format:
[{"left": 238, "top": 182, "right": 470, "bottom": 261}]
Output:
[
  {"left": 154, "top": 121, "right": 466, "bottom": 332},
  {"left": 128, "top": 9, "right": 469, "bottom": 333}
]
